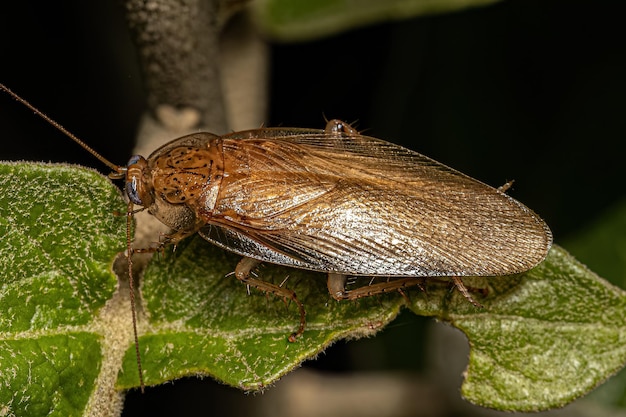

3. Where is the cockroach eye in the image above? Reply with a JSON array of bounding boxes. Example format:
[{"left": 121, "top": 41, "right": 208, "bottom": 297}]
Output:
[
  {"left": 126, "top": 175, "right": 143, "bottom": 205},
  {"left": 127, "top": 155, "right": 142, "bottom": 166},
  {"left": 126, "top": 155, "right": 147, "bottom": 206}
]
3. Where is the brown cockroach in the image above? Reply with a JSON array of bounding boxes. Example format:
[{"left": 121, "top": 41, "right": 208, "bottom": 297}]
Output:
[{"left": 1, "top": 84, "right": 552, "bottom": 390}]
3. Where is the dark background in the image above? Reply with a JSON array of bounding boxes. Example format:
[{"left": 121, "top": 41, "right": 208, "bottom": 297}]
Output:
[{"left": 1, "top": 1, "right": 625, "bottom": 415}]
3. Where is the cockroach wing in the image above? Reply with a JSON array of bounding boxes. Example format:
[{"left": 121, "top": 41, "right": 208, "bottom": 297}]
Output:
[{"left": 199, "top": 129, "right": 552, "bottom": 277}]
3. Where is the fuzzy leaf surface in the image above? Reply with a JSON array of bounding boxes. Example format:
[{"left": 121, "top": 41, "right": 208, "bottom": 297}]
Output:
[
  {"left": 3, "top": 163, "right": 624, "bottom": 414},
  {"left": 0, "top": 163, "right": 126, "bottom": 417}
]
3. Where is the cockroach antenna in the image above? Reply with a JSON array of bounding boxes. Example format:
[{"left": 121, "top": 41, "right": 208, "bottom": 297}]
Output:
[
  {"left": 0, "top": 83, "right": 125, "bottom": 177},
  {"left": 1, "top": 82, "right": 146, "bottom": 392}
]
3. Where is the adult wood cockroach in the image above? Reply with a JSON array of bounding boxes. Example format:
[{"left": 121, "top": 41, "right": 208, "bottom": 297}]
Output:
[{"left": 1, "top": 83, "right": 552, "bottom": 390}]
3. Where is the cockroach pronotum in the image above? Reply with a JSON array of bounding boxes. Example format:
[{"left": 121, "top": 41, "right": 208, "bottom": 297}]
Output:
[{"left": 0, "top": 84, "right": 552, "bottom": 391}]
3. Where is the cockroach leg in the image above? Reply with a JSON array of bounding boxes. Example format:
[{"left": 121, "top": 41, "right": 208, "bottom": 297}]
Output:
[
  {"left": 451, "top": 277, "right": 483, "bottom": 308},
  {"left": 133, "top": 226, "right": 201, "bottom": 255},
  {"left": 328, "top": 276, "right": 426, "bottom": 301},
  {"left": 498, "top": 180, "right": 515, "bottom": 193},
  {"left": 234, "top": 257, "right": 306, "bottom": 341},
  {"left": 327, "top": 273, "right": 349, "bottom": 300},
  {"left": 397, "top": 289, "right": 412, "bottom": 304},
  {"left": 330, "top": 275, "right": 484, "bottom": 308},
  {"left": 158, "top": 226, "right": 202, "bottom": 248},
  {"left": 325, "top": 119, "right": 359, "bottom": 136}
]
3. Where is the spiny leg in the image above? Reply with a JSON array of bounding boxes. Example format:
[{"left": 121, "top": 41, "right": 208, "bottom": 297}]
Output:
[
  {"left": 451, "top": 277, "right": 483, "bottom": 307},
  {"left": 327, "top": 274, "right": 426, "bottom": 301},
  {"left": 326, "top": 273, "right": 349, "bottom": 300},
  {"left": 132, "top": 224, "right": 203, "bottom": 255},
  {"left": 325, "top": 119, "right": 359, "bottom": 136},
  {"left": 235, "top": 257, "right": 306, "bottom": 341},
  {"left": 328, "top": 274, "right": 484, "bottom": 308},
  {"left": 498, "top": 180, "right": 515, "bottom": 193}
]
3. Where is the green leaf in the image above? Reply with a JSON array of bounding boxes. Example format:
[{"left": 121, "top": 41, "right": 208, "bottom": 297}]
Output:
[
  {"left": 113, "top": 219, "right": 626, "bottom": 412},
  {"left": 435, "top": 247, "right": 626, "bottom": 411},
  {"left": 121, "top": 241, "right": 626, "bottom": 411},
  {"left": 252, "top": 0, "right": 502, "bottom": 41},
  {"left": 118, "top": 237, "right": 405, "bottom": 389},
  {"left": 561, "top": 199, "right": 626, "bottom": 409},
  {"left": 4, "top": 162, "right": 626, "bottom": 414},
  {"left": 0, "top": 162, "right": 127, "bottom": 417}
]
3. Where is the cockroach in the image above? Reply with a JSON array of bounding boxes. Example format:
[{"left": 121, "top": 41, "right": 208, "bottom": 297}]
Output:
[{"left": 1, "top": 84, "right": 552, "bottom": 391}]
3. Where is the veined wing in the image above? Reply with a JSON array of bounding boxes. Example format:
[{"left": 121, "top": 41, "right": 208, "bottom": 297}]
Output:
[{"left": 199, "top": 130, "right": 552, "bottom": 277}]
